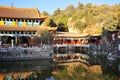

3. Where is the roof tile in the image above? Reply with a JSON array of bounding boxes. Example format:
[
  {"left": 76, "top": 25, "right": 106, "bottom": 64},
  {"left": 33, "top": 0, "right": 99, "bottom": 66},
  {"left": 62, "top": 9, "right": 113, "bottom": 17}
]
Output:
[{"left": 0, "top": 6, "right": 41, "bottom": 19}]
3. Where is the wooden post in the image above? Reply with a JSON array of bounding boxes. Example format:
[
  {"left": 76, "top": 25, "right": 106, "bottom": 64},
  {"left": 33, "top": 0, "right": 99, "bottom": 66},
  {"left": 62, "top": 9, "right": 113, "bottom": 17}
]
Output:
[
  {"left": 15, "top": 36, "right": 17, "bottom": 45},
  {"left": 11, "top": 39, "right": 14, "bottom": 48}
]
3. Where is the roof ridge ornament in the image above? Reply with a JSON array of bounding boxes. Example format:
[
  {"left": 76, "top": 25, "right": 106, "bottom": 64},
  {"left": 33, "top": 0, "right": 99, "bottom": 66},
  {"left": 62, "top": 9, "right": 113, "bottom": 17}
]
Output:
[{"left": 11, "top": 2, "right": 13, "bottom": 8}]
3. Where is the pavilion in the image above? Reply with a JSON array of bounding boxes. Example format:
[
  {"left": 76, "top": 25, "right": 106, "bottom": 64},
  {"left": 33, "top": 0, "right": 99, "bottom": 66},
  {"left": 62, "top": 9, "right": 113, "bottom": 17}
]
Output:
[{"left": 0, "top": 6, "right": 55, "bottom": 47}]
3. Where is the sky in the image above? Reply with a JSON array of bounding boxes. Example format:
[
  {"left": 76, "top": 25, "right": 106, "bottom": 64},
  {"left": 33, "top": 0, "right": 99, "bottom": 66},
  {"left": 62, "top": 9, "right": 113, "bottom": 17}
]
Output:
[{"left": 0, "top": 0, "right": 120, "bottom": 14}]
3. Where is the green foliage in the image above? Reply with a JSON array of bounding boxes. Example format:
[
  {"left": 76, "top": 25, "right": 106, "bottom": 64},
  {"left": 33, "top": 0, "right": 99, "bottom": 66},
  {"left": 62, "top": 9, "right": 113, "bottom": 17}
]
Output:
[
  {"left": 24, "top": 65, "right": 118, "bottom": 80},
  {"left": 56, "top": 23, "right": 68, "bottom": 32},
  {"left": 49, "top": 19, "right": 57, "bottom": 27},
  {"left": 96, "top": 28, "right": 102, "bottom": 34},
  {"left": 65, "top": 4, "right": 75, "bottom": 14},
  {"left": 77, "top": 2, "right": 84, "bottom": 11},
  {"left": 53, "top": 8, "right": 61, "bottom": 16},
  {"left": 72, "top": 12, "right": 84, "bottom": 21},
  {"left": 55, "top": 14, "right": 68, "bottom": 25},
  {"left": 73, "top": 20, "right": 87, "bottom": 32},
  {"left": 85, "top": 3, "right": 93, "bottom": 8},
  {"left": 53, "top": 65, "right": 118, "bottom": 80},
  {"left": 42, "top": 16, "right": 56, "bottom": 27},
  {"left": 1, "top": 36, "right": 8, "bottom": 44},
  {"left": 103, "top": 75, "right": 118, "bottom": 80},
  {"left": 38, "top": 30, "right": 52, "bottom": 44},
  {"left": 27, "top": 70, "right": 52, "bottom": 80},
  {"left": 40, "top": 31, "right": 49, "bottom": 42},
  {"left": 43, "top": 2, "right": 120, "bottom": 33},
  {"left": 103, "top": 16, "right": 119, "bottom": 31},
  {"left": 41, "top": 11, "right": 49, "bottom": 16},
  {"left": 74, "top": 65, "right": 88, "bottom": 73}
]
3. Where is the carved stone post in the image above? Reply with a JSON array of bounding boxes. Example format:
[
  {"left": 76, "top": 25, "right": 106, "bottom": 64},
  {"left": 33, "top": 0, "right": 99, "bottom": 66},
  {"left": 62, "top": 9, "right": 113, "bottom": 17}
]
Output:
[{"left": 11, "top": 39, "right": 14, "bottom": 48}]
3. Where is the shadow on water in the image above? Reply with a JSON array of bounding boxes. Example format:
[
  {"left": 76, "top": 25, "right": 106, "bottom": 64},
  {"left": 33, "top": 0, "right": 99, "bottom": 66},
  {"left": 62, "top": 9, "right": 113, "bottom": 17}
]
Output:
[
  {"left": 0, "top": 59, "right": 55, "bottom": 80},
  {"left": 101, "top": 59, "right": 120, "bottom": 77},
  {"left": 0, "top": 59, "right": 53, "bottom": 73},
  {"left": 88, "top": 54, "right": 120, "bottom": 78}
]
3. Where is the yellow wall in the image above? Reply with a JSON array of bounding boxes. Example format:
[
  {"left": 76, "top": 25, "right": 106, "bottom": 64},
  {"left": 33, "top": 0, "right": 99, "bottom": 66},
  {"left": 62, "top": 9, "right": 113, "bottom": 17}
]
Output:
[
  {"left": 0, "top": 20, "right": 4, "bottom": 26},
  {"left": 12, "top": 21, "right": 17, "bottom": 26},
  {"left": 22, "top": 22, "right": 27, "bottom": 26}
]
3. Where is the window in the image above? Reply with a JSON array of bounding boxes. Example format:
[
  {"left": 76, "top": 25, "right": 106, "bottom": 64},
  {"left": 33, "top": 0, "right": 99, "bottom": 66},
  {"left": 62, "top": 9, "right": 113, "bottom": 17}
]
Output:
[
  {"left": 27, "top": 20, "right": 33, "bottom": 26},
  {"left": 22, "top": 20, "right": 27, "bottom": 26},
  {"left": 27, "top": 20, "right": 29, "bottom": 22},
  {"left": 12, "top": 19, "right": 17, "bottom": 26},
  {"left": 0, "top": 20, "right": 4, "bottom": 26},
  {"left": 1, "top": 18, "right": 3, "bottom": 20},
  {"left": 5, "top": 18, "right": 12, "bottom": 26}
]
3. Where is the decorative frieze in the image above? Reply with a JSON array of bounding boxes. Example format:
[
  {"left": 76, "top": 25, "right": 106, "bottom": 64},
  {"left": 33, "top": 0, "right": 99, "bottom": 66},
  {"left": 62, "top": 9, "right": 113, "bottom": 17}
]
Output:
[{"left": 0, "top": 18, "right": 42, "bottom": 27}]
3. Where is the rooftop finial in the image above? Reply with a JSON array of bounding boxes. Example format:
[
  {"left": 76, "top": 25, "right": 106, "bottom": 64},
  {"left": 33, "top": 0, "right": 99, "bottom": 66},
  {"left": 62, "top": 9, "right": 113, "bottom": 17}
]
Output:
[{"left": 11, "top": 2, "right": 13, "bottom": 8}]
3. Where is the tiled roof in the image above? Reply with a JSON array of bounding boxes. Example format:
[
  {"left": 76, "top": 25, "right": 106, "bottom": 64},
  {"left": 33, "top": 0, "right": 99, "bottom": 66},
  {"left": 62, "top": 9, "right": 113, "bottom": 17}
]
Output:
[
  {"left": 0, "top": 6, "right": 41, "bottom": 19},
  {"left": 54, "top": 32, "right": 89, "bottom": 37}
]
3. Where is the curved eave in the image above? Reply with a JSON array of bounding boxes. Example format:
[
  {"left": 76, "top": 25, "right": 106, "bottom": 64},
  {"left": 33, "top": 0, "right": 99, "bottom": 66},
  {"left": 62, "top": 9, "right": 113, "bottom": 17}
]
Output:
[
  {"left": 0, "top": 16, "right": 47, "bottom": 20},
  {"left": 0, "top": 26, "right": 54, "bottom": 32},
  {"left": 90, "top": 34, "right": 101, "bottom": 36},
  {"left": 53, "top": 32, "right": 89, "bottom": 38}
]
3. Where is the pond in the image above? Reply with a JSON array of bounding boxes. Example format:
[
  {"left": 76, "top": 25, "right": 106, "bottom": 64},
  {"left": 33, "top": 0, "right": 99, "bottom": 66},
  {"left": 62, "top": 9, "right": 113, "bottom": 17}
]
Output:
[{"left": 0, "top": 59, "right": 55, "bottom": 80}]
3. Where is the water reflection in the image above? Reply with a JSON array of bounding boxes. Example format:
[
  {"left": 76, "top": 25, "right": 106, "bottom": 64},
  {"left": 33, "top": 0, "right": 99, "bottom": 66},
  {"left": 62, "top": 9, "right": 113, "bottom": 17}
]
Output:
[
  {"left": 0, "top": 59, "right": 55, "bottom": 79},
  {"left": 0, "top": 59, "right": 53, "bottom": 73}
]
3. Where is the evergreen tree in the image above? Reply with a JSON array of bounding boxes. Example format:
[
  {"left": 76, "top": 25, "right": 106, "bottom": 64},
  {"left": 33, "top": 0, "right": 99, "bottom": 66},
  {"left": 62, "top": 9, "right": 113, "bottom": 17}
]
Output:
[
  {"left": 53, "top": 8, "right": 61, "bottom": 16},
  {"left": 49, "top": 19, "right": 57, "bottom": 27},
  {"left": 103, "top": 16, "right": 119, "bottom": 31},
  {"left": 43, "top": 2, "right": 120, "bottom": 34},
  {"left": 56, "top": 23, "right": 68, "bottom": 32},
  {"left": 77, "top": 2, "right": 84, "bottom": 11},
  {"left": 41, "top": 11, "right": 49, "bottom": 16}
]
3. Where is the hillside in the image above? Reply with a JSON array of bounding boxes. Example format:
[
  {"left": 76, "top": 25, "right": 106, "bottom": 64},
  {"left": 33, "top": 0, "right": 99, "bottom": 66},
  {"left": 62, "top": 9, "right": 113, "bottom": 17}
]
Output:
[{"left": 42, "top": 2, "right": 120, "bottom": 34}]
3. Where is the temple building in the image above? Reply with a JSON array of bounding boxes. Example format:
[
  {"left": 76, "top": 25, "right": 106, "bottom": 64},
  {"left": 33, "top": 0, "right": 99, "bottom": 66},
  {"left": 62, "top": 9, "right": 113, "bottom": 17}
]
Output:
[{"left": 0, "top": 6, "right": 54, "bottom": 46}]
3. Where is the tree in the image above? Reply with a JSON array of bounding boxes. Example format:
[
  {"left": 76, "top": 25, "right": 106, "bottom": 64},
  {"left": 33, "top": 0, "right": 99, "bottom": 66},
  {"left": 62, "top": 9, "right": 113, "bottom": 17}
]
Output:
[
  {"left": 49, "top": 19, "right": 57, "bottom": 27},
  {"left": 42, "top": 16, "right": 57, "bottom": 27},
  {"left": 56, "top": 23, "right": 68, "bottom": 32},
  {"left": 73, "top": 20, "right": 87, "bottom": 32},
  {"left": 85, "top": 3, "right": 93, "bottom": 8},
  {"left": 65, "top": 4, "right": 75, "bottom": 11},
  {"left": 48, "top": 2, "right": 120, "bottom": 34},
  {"left": 53, "top": 8, "right": 61, "bottom": 16},
  {"left": 102, "top": 16, "right": 119, "bottom": 39},
  {"left": 1, "top": 36, "right": 8, "bottom": 44},
  {"left": 39, "top": 30, "right": 52, "bottom": 44},
  {"left": 65, "top": 4, "right": 75, "bottom": 14},
  {"left": 103, "top": 16, "right": 119, "bottom": 31},
  {"left": 56, "top": 14, "right": 68, "bottom": 25},
  {"left": 41, "top": 11, "right": 49, "bottom": 16},
  {"left": 77, "top": 2, "right": 83, "bottom": 11}
]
